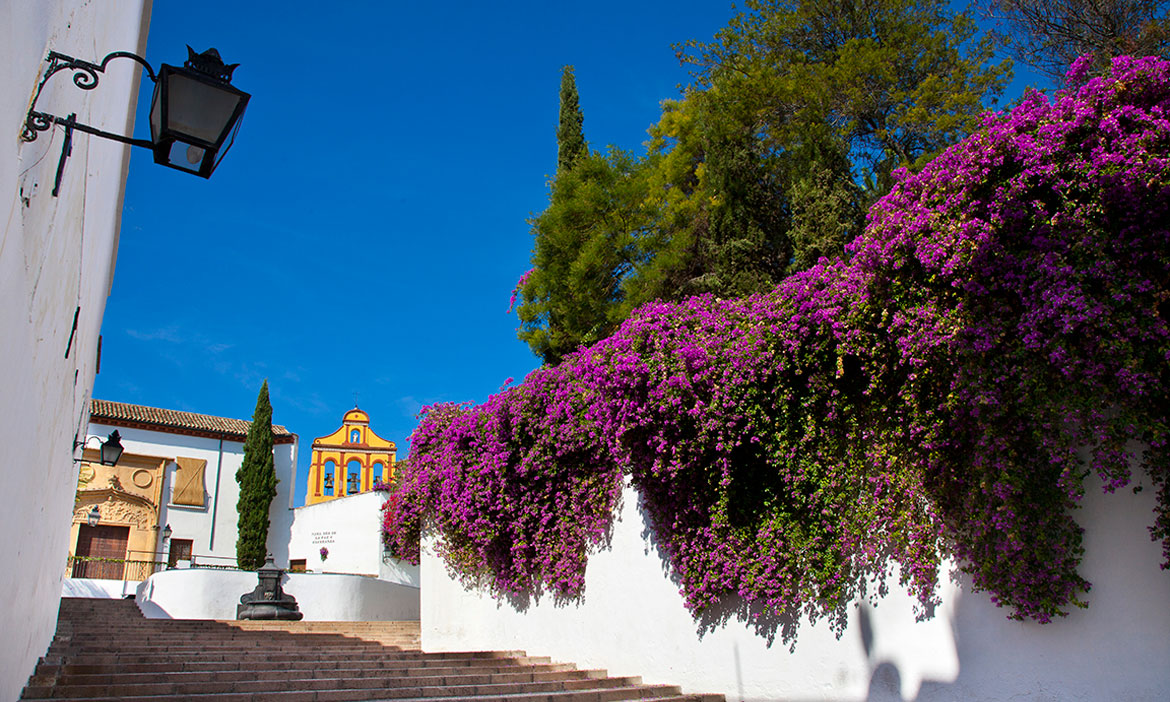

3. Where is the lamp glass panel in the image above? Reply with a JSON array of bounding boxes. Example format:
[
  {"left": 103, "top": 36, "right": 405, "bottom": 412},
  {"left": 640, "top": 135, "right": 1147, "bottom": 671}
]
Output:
[
  {"left": 149, "top": 79, "right": 163, "bottom": 144},
  {"left": 211, "top": 116, "right": 244, "bottom": 171},
  {"left": 101, "top": 441, "right": 123, "bottom": 466},
  {"left": 164, "top": 73, "right": 244, "bottom": 145},
  {"left": 164, "top": 140, "right": 208, "bottom": 173}
]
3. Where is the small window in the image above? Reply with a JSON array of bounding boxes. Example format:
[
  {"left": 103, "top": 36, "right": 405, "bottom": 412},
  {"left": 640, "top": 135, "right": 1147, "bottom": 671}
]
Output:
[
  {"left": 289, "top": 559, "right": 306, "bottom": 573},
  {"left": 350, "top": 429, "right": 361, "bottom": 443},
  {"left": 168, "top": 539, "right": 193, "bottom": 568}
]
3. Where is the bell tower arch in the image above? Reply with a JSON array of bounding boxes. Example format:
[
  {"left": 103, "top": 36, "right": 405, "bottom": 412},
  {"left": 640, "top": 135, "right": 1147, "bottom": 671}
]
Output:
[{"left": 305, "top": 408, "right": 396, "bottom": 505}]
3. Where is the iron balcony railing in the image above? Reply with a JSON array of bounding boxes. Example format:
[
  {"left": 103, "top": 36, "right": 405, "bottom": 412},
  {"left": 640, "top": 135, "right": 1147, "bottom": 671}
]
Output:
[
  {"left": 65, "top": 553, "right": 250, "bottom": 581},
  {"left": 67, "top": 555, "right": 167, "bottom": 581}
]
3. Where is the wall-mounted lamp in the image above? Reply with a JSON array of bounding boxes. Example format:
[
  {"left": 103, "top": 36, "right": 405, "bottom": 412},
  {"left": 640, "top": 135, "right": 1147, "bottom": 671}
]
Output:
[
  {"left": 22, "top": 46, "right": 250, "bottom": 196},
  {"left": 163, "top": 524, "right": 173, "bottom": 540},
  {"left": 74, "top": 430, "right": 124, "bottom": 466},
  {"left": 86, "top": 505, "right": 101, "bottom": 528}
]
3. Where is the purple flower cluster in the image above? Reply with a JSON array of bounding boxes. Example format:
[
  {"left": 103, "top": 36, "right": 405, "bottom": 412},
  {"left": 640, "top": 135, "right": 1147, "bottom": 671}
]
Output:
[{"left": 384, "top": 56, "right": 1170, "bottom": 624}]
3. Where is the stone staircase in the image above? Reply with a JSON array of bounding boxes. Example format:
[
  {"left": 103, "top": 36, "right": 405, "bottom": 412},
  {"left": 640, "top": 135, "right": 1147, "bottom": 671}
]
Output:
[{"left": 22, "top": 598, "right": 722, "bottom": 702}]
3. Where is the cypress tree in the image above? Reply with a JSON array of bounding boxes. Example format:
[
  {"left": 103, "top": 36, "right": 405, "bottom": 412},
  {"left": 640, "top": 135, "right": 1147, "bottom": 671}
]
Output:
[
  {"left": 556, "top": 65, "right": 586, "bottom": 173},
  {"left": 236, "top": 380, "right": 277, "bottom": 570}
]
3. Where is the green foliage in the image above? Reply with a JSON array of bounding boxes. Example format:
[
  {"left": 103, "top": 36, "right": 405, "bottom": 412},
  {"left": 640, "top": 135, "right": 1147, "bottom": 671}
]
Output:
[
  {"left": 517, "top": 150, "right": 659, "bottom": 364},
  {"left": 677, "top": 0, "right": 1011, "bottom": 202},
  {"left": 236, "top": 380, "right": 278, "bottom": 570},
  {"left": 557, "top": 66, "right": 587, "bottom": 174},
  {"left": 516, "top": 0, "right": 1011, "bottom": 363}
]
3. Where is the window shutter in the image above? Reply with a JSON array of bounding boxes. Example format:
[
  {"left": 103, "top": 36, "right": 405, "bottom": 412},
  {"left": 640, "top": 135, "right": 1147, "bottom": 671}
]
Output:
[{"left": 172, "top": 457, "right": 207, "bottom": 506}]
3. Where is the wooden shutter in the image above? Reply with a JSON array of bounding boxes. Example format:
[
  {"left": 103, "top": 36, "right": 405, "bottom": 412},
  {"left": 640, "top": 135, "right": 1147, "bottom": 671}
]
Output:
[{"left": 172, "top": 457, "right": 207, "bottom": 506}]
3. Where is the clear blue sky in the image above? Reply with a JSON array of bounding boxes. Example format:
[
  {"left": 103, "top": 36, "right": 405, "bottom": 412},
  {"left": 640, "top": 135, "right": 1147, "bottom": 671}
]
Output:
[
  {"left": 96, "top": 1, "right": 739, "bottom": 506},
  {"left": 96, "top": 1, "right": 1045, "bottom": 507}
]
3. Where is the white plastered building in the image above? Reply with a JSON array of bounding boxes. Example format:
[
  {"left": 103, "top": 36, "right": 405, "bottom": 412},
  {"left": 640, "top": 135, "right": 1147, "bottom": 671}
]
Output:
[
  {"left": 81, "top": 399, "right": 299, "bottom": 573},
  {"left": 1, "top": 2, "right": 152, "bottom": 699}
]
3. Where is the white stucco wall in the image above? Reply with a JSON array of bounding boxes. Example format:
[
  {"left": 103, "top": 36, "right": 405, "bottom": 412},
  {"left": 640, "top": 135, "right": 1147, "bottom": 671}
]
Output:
[
  {"left": 289, "top": 490, "right": 420, "bottom": 587},
  {"left": 422, "top": 476, "right": 1170, "bottom": 702},
  {"left": 0, "top": 2, "right": 151, "bottom": 699},
  {"left": 85, "top": 421, "right": 298, "bottom": 568},
  {"left": 136, "top": 568, "right": 420, "bottom": 621},
  {"left": 62, "top": 578, "right": 138, "bottom": 599}
]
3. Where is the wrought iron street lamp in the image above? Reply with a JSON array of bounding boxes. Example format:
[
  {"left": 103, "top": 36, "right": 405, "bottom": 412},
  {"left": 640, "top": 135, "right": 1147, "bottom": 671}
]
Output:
[
  {"left": 86, "top": 505, "right": 100, "bottom": 528},
  {"left": 74, "top": 430, "right": 124, "bottom": 467},
  {"left": 22, "top": 46, "right": 250, "bottom": 195}
]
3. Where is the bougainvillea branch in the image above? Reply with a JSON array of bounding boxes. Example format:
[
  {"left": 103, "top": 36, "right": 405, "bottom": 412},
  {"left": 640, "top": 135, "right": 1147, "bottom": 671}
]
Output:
[{"left": 385, "top": 56, "right": 1170, "bottom": 626}]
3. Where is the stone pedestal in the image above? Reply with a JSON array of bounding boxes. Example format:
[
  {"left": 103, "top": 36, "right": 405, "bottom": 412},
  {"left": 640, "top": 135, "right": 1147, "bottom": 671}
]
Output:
[{"left": 237, "top": 555, "right": 303, "bottom": 620}]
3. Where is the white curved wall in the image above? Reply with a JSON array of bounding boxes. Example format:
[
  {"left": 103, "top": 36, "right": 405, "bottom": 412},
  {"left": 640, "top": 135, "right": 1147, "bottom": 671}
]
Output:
[
  {"left": 422, "top": 475, "right": 1170, "bottom": 701},
  {"left": 0, "top": 2, "right": 151, "bottom": 699},
  {"left": 63, "top": 578, "right": 137, "bottom": 599},
  {"left": 137, "top": 568, "right": 419, "bottom": 621}
]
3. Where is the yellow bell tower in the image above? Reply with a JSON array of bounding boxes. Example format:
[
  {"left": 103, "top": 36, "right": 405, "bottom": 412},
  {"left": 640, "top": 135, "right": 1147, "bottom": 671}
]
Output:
[{"left": 305, "top": 408, "right": 396, "bottom": 506}]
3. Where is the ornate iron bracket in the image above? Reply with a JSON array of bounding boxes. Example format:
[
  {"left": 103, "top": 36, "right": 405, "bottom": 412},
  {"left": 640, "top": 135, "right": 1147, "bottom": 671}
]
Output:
[{"left": 21, "top": 51, "right": 157, "bottom": 196}]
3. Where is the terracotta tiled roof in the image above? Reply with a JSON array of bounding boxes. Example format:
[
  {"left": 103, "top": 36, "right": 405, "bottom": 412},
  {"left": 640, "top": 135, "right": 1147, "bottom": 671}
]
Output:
[{"left": 90, "top": 399, "right": 296, "bottom": 444}]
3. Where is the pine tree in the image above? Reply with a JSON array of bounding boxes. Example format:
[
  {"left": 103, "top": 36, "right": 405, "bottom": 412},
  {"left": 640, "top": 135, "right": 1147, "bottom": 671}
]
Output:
[
  {"left": 236, "top": 380, "right": 277, "bottom": 570},
  {"left": 556, "top": 65, "right": 586, "bottom": 173}
]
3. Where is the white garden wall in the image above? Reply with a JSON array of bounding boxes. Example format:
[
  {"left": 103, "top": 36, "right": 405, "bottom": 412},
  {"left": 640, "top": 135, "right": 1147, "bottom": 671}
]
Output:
[
  {"left": 422, "top": 475, "right": 1170, "bottom": 701},
  {"left": 289, "top": 490, "right": 420, "bottom": 587},
  {"left": 0, "top": 2, "right": 150, "bottom": 699},
  {"left": 136, "top": 568, "right": 420, "bottom": 621},
  {"left": 62, "top": 578, "right": 137, "bottom": 599}
]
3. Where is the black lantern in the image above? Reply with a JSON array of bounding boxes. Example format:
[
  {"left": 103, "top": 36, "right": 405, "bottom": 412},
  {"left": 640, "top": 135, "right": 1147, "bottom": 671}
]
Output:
[
  {"left": 149, "top": 47, "right": 250, "bottom": 178},
  {"left": 99, "top": 431, "right": 124, "bottom": 466},
  {"left": 86, "top": 505, "right": 101, "bottom": 528},
  {"left": 163, "top": 524, "right": 173, "bottom": 540},
  {"left": 22, "top": 47, "right": 250, "bottom": 195}
]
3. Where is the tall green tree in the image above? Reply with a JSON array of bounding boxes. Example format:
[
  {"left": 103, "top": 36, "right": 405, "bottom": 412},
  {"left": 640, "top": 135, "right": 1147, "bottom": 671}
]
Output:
[
  {"left": 632, "top": 0, "right": 1010, "bottom": 300},
  {"left": 518, "top": 149, "right": 659, "bottom": 364},
  {"left": 236, "top": 380, "right": 278, "bottom": 570},
  {"left": 677, "top": 0, "right": 1011, "bottom": 200},
  {"left": 557, "top": 65, "right": 587, "bottom": 173},
  {"left": 516, "top": 0, "right": 1011, "bottom": 362},
  {"left": 982, "top": 0, "right": 1170, "bottom": 81},
  {"left": 519, "top": 66, "right": 659, "bottom": 364}
]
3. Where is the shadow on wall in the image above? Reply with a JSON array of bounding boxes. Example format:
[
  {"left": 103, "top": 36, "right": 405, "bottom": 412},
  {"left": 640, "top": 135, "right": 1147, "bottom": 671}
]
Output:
[
  {"left": 637, "top": 490, "right": 910, "bottom": 653},
  {"left": 840, "top": 472, "right": 1168, "bottom": 701},
  {"left": 652, "top": 473, "right": 1169, "bottom": 701}
]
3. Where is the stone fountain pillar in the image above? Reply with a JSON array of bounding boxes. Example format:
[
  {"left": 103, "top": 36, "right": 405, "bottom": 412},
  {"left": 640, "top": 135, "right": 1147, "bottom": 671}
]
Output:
[{"left": 237, "top": 555, "right": 303, "bottom": 620}]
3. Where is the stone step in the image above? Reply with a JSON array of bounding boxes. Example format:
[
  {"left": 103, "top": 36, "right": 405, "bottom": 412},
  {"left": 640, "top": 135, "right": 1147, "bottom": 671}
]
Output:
[
  {"left": 23, "top": 599, "right": 725, "bottom": 702},
  {"left": 42, "top": 663, "right": 589, "bottom": 688},
  {"left": 21, "top": 685, "right": 694, "bottom": 702},
  {"left": 53, "top": 636, "right": 418, "bottom": 645},
  {"left": 46, "top": 641, "right": 419, "bottom": 655},
  {"left": 37, "top": 653, "right": 555, "bottom": 676},
  {"left": 23, "top": 672, "right": 647, "bottom": 699}
]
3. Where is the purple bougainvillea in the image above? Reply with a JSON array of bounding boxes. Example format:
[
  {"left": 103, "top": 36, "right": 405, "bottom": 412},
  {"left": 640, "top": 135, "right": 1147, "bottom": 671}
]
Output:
[{"left": 384, "top": 56, "right": 1170, "bottom": 626}]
